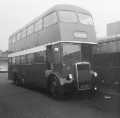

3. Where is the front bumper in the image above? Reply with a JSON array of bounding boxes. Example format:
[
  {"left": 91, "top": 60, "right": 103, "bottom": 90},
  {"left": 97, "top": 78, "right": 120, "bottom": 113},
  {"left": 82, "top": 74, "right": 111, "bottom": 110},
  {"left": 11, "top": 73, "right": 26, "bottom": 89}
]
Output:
[{"left": 62, "top": 81, "right": 99, "bottom": 93}]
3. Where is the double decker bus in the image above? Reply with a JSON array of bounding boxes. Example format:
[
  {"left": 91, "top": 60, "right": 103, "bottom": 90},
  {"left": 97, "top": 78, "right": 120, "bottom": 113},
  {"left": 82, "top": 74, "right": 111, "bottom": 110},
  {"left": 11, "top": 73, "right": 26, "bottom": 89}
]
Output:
[{"left": 8, "top": 5, "right": 98, "bottom": 97}]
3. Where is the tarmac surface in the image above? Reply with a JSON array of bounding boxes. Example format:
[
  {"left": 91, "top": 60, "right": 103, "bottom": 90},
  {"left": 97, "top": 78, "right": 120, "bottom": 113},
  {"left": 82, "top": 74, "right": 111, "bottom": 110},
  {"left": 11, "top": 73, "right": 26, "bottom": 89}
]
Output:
[{"left": 0, "top": 73, "right": 119, "bottom": 118}]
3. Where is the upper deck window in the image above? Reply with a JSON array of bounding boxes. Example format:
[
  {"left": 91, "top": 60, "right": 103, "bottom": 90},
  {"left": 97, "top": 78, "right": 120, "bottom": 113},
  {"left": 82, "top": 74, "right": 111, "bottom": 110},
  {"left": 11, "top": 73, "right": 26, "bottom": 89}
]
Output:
[
  {"left": 44, "top": 12, "right": 57, "bottom": 27},
  {"left": 17, "top": 32, "right": 21, "bottom": 41},
  {"left": 21, "top": 29, "right": 26, "bottom": 38},
  {"left": 78, "top": 13, "right": 93, "bottom": 25},
  {"left": 27, "top": 25, "right": 34, "bottom": 35},
  {"left": 11, "top": 35, "right": 16, "bottom": 44},
  {"left": 59, "top": 11, "right": 77, "bottom": 23},
  {"left": 35, "top": 19, "right": 42, "bottom": 32}
]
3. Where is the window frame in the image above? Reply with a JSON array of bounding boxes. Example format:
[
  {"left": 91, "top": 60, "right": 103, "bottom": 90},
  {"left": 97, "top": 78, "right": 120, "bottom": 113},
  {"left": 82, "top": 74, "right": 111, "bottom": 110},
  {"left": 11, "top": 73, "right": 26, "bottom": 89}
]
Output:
[
  {"left": 34, "top": 51, "right": 46, "bottom": 64},
  {"left": 34, "top": 19, "right": 42, "bottom": 32},
  {"left": 20, "top": 55, "right": 26, "bottom": 64},
  {"left": 10, "top": 35, "right": 16, "bottom": 44},
  {"left": 26, "top": 53, "right": 34, "bottom": 64},
  {"left": 26, "top": 24, "right": 34, "bottom": 36},
  {"left": 12, "top": 57, "right": 16, "bottom": 64},
  {"left": 21, "top": 29, "right": 26, "bottom": 39},
  {"left": 78, "top": 12, "right": 94, "bottom": 25},
  {"left": 58, "top": 10, "right": 78, "bottom": 23},
  {"left": 16, "top": 32, "right": 22, "bottom": 41},
  {"left": 43, "top": 12, "right": 58, "bottom": 28},
  {"left": 62, "top": 43, "right": 81, "bottom": 56}
]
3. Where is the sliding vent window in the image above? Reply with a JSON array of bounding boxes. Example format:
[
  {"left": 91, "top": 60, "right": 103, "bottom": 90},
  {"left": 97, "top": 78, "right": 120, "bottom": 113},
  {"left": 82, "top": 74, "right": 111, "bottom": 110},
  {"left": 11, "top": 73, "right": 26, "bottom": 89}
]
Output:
[
  {"left": 59, "top": 11, "right": 77, "bottom": 23},
  {"left": 35, "top": 19, "right": 42, "bottom": 32},
  {"left": 44, "top": 12, "right": 57, "bottom": 27},
  {"left": 27, "top": 25, "right": 34, "bottom": 35},
  {"left": 78, "top": 13, "right": 93, "bottom": 25}
]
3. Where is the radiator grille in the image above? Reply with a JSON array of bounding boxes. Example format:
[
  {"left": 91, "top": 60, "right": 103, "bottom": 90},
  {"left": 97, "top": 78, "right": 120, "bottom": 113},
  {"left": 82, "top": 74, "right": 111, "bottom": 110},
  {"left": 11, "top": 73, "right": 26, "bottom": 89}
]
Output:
[{"left": 75, "top": 62, "right": 91, "bottom": 89}]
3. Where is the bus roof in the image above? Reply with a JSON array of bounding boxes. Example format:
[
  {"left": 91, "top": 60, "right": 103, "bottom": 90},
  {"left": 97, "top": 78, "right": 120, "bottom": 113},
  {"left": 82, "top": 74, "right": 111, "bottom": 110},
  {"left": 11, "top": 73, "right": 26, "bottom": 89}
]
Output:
[
  {"left": 43, "top": 4, "right": 91, "bottom": 16},
  {"left": 10, "top": 4, "right": 92, "bottom": 37}
]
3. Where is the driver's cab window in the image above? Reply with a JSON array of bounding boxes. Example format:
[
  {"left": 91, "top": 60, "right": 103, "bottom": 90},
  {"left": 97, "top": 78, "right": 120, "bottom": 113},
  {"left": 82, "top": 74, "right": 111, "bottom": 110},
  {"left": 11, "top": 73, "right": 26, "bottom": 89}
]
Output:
[
  {"left": 46, "top": 44, "right": 61, "bottom": 64},
  {"left": 53, "top": 44, "right": 61, "bottom": 64}
]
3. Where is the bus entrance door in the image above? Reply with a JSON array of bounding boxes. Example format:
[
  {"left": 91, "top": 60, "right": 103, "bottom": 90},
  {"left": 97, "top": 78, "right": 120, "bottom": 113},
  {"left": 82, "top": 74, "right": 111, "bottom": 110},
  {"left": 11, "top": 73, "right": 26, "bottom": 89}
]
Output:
[{"left": 46, "top": 45, "right": 54, "bottom": 69}]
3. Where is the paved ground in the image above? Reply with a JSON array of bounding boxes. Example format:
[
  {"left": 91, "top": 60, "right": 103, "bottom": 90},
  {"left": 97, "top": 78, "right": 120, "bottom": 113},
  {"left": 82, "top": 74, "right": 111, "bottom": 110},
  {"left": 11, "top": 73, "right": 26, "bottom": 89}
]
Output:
[{"left": 0, "top": 73, "right": 119, "bottom": 118}]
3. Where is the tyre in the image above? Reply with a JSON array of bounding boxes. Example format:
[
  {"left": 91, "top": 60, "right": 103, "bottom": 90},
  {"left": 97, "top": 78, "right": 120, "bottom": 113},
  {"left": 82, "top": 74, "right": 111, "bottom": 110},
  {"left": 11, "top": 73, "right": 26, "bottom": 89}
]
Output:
[
  {"left": 15, "top": 78, "right": 20, "bottom": 86},
  {"left": 14, "top": 74, "right": 25, "bottom": 87}
]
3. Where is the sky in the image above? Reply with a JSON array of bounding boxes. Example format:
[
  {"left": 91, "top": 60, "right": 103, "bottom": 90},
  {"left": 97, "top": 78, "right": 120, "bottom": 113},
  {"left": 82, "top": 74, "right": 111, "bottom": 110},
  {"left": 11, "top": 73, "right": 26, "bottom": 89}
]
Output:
[{"left": 0, "top": 0, "right": 120, "bottom": 51}]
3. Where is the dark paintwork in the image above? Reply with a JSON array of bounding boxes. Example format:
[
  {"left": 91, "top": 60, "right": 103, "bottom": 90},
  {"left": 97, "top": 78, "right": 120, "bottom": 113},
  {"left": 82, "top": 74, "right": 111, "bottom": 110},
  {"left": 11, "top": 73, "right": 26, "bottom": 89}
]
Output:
[{"left": 8, "top": 5, "right": 97, "bottom": 92}]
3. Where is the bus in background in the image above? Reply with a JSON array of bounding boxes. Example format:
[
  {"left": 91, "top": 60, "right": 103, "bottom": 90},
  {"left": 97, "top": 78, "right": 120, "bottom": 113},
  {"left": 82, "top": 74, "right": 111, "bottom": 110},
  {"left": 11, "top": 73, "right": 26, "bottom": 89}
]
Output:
[
  {"left": 8, "top": 5, "right": 99, "bottom": 98},
  {"left": 93, "top": 35, "right": 120, "bottom": 91}
]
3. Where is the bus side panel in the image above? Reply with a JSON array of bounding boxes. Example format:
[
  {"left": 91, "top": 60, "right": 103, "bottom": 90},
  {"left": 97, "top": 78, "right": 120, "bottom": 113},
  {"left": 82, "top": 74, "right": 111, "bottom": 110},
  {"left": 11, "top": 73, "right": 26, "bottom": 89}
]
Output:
[
  {"left": 13, "top": 24, "right": 61, "bottom": 52},
  {"left": 22, "top": 64, "right": 47, "bottom": 88}
]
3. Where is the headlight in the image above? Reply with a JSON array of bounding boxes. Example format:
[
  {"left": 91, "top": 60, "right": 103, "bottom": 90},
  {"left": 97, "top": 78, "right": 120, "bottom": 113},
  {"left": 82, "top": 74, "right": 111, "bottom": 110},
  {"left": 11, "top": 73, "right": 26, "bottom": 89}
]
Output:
[
  {"left": 94, "top": 86, "right": 98, "bottom": 90},
  {"left": 90, "top": 71, "right": 98, "bottom": 77},
  {"left": 94, "top": 72, "right": 98, "bottom": 77},
  {"left": 68, "top": 74, "right": 73, "bottom": 79},
  {"left": 66, "top": 74, "right": 73, "bottom": 80}
]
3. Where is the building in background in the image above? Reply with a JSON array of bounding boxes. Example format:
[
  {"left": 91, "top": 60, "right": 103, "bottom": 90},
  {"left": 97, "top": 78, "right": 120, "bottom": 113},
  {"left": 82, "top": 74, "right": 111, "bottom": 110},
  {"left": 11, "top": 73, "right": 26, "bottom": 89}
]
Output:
[
  {"left": 0, "top": 51, "right": 8, "bottom": 72},
  {"left": 93, "top": 22, "right": 120, "bottom": 91},
  {"left": 107, "top": 21, "right": 120, "bottom": 36}
]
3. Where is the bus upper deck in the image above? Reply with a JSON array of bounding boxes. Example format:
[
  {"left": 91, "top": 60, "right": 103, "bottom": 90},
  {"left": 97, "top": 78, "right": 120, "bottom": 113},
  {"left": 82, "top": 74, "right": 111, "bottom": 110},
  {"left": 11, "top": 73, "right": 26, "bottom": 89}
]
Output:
[{"left": 9, "top": 4, "right": 96, "bottom": 53}]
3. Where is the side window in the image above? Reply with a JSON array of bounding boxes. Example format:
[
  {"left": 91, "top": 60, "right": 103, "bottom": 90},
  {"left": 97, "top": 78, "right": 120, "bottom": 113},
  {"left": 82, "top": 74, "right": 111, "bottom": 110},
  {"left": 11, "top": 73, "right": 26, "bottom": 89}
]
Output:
[
  {"left": 78, "top": 13, "right": 93, "bottom": 25},
  {"left": 12, "top": 57, "right": 16, "bottom": 64},
  {"left": 21, "top": 29, "right": 26, "bottom": 39},
  {"left": 35, "top": 19, "right": 42, "bottom": 32},
  {"left": 26, "top": 53, "right": 34, "bottom": 64},
  {"left": 44, "top": 12, "right": 57, "bottom": 27},
  {"left": 34, "top": 51, "right": 45, "bottom": 63},
  {"left": 53, "top": 45, "right": 61, "bottom": 64},
  {"left": 27, "top": 25, "right": 34, "bottom": 35},
  {"left": 10, "top": 35, "right": 16, "bottom": 45},
  {"left": 17, "top": 32, "right": 21, "bottom": 41},
  {"left": 20, "top": 55, "right": 26, "bottom": 64},
  {"left": 8, "top": 58, "right": 12, "bottom": 64},
  {"left": 15, "top": 56, "right": 20, "bottom": 64}
]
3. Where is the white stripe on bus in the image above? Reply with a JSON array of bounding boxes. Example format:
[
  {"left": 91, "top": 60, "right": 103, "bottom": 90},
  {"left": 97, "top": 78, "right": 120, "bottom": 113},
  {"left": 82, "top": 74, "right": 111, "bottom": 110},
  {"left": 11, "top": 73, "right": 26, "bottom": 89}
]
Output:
[{"left": 8, "top": 41, "right": 97, "bottom": 57}]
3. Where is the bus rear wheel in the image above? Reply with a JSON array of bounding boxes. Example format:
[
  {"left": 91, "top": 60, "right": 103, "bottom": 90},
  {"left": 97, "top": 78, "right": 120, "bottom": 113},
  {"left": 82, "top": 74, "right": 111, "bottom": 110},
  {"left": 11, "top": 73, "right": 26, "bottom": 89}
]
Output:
[{"left": 14, "top": 74, "right": 25, "bottom": 87}]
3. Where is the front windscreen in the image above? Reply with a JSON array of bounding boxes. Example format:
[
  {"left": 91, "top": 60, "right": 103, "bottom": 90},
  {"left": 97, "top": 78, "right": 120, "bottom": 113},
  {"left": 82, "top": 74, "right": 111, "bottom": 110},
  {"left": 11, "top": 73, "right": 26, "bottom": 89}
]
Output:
[
  {"left": 63, "top": 43, "right": 80, "bottom": 56},
  {"left": 62, "top": 43, "right": 81, "bottom": 63},
  {"left": 58, "top": 11, "right": 77, "bottom": 23},
  {"left": 58, "top": 11, "right": 93, "bottom": 25},
  {"left": 78, "top": 13, "right": 93, "bottom": 25}
]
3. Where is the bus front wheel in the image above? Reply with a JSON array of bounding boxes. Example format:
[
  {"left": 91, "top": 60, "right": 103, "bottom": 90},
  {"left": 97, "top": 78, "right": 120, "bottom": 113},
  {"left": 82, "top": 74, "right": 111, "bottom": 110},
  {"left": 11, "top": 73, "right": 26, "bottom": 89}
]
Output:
[{"left": 49, "top": 76, "right": 64, "bottom": 99}]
